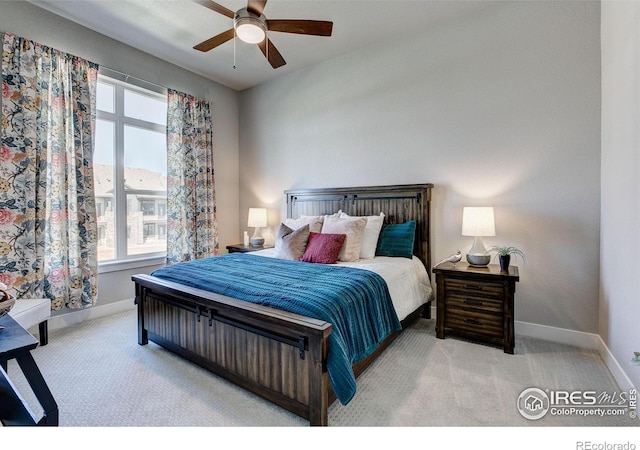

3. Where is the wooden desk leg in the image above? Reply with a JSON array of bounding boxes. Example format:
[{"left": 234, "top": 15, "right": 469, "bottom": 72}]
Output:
[{"left": 15, "top": 352, "right": 58, "bottom": 426}]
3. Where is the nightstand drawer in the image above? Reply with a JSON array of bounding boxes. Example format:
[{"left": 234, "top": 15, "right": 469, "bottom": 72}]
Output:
[
  {"left": 445, "top": 306, "right": 503, "bottom": 337},
  {"left": 445, "top": 278, "right": 503, "bottom": 299},
  {"left": 445, "top": 293, "right": 503, "bottom": 314}
]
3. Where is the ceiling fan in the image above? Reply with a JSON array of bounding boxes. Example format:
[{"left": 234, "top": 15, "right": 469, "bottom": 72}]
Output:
[{"left": 192, "top": 0, "right": 333, "bottom": 69}]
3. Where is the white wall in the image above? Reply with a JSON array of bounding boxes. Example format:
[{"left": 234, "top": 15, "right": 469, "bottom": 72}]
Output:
[
  {"left": 0, "top": 1, "right": 240, "bottom": 312},
  {"left": 239, "top": 1, "right": 602, "bottom": 333},
  {"left": 600, "top": 1, "right": 640, "bottom": 390}
]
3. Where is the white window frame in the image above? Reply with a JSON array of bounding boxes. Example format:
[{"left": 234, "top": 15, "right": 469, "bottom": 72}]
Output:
[{"left": 96, "top": 69, "right": 168, "bottom": 273}]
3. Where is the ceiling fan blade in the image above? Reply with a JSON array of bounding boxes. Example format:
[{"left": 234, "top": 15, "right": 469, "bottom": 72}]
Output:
[
  {"left": 266, "top": 20, "right": 333, "bottom": 36},
  {"left": 192, "top": 0, "right": 235, "bottom": 19},
  {"left": 258, "top": 38, "right": 286, "bottom": 68},
  {"left": 247, "top": 0, "right": 267, "bottom": 16},
  {"left": 194, "top": 29, "right": 235, "bottom": 52}
]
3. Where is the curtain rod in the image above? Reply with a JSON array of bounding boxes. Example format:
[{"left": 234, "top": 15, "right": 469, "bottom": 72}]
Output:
[{"left": 100, "top": 66, "right": 168, "bottom": 93}]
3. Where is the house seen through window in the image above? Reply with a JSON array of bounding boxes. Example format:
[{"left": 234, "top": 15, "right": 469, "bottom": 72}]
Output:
[{"left": 94, "top": 73, "right": 168, "bottom": 263}]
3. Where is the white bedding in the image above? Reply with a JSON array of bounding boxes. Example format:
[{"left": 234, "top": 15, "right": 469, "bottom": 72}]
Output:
[{"left": 253, "top": 248, "right": 432, "bottom": 321}]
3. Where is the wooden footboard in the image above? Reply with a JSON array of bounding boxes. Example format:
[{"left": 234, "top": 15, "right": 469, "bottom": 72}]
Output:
[{"left": 134, "top": 273, "right": 334, "bottom": 425}]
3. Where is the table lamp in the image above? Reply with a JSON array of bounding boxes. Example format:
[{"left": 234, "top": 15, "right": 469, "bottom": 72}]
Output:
[
  {"left": 247, "top": 207, "right": 267, "bottom": 247},
  {"left": 462, "top": 206, "right": 495, "bottom": 267}
]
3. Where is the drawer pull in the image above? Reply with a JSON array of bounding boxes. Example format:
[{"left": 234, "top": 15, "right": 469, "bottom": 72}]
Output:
[
  {"left": 463, "top": 299, "right": 484, "bottom": 306},
  {"left": 463, "top": 318, "right": 483, "bottom": 326},
  {"left": 463, "top": 284, "right": 483, "bottom": 290}
]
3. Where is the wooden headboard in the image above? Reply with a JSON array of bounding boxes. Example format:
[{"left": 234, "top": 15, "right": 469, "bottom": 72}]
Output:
[{"left": 285, "top": 183, "right": 434, "bottom": 272}]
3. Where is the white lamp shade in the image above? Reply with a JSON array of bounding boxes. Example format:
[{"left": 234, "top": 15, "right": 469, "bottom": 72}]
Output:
[
  {"left": 247, "top": 208, "right": 267, "bottom": 228},
  {"left": 462, "top": 207, "right": 495, "bottom": 237}
]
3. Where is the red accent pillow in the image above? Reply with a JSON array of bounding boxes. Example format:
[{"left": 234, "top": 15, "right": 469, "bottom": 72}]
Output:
[{"left": 300, "top": 232, "right": 346, "bottom": 264}]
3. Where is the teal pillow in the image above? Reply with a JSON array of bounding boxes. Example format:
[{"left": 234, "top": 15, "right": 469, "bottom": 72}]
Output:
[{"left": 375, "top": 221, "right": 416, "bottom": 258}]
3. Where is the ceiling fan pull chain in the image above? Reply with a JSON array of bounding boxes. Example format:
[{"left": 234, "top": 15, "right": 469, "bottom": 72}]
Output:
[{"left": 233, "top": 33, "right": 237, "bottom": 69}]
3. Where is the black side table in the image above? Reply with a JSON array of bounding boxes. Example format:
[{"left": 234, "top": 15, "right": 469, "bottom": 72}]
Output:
[
  {"left": 0, "top": 314, "right": 58, "bottom": 426},
  {"left": 226, "top": 243, "right": 274, "bottom": 253}
]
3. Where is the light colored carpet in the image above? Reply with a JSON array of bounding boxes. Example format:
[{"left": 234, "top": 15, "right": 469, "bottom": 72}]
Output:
[{"left": 4, "top": 308, "right": 638, "bottom": 433}]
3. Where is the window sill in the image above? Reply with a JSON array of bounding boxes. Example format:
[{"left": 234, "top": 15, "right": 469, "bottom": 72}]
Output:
[{"left": 98, "top": 255, "right": 166, "bottom": 274}]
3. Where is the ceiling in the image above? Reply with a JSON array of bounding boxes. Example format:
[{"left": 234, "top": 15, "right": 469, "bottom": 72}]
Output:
[{"left": 29, "top": 0, "right": 496, "bottom": 91}]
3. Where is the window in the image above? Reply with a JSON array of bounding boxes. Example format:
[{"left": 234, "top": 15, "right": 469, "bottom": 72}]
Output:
[
  {"left": 140, "top": 200, "right": 155, "bottom": 216},
  {"left": 94, "top": 72, "right": 167, "bottom": 266},
  {"left": 143, "top": 223, "right": 156, "bottom": 240}
]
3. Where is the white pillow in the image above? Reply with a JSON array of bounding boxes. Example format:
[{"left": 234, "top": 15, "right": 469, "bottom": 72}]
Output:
[
  {"left": 284, "top": 216, "right": 324, "bottom": 233},
  {"left": 340, "top": 212, "right": 385, "bottom": 259},
  {"left": 315, "top": 210, "right": 341, "bottom": 224},
  {"left": 321, "top": 214, "right": 367, "bottom": 262}
]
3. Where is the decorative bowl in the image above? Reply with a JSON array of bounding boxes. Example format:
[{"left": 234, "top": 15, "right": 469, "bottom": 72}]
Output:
[{"left": 466, "top": 253, "right": 491, "bottom": 267}]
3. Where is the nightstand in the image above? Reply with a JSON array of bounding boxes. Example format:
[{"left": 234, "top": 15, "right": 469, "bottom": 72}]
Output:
[
  {"left": 226, "top": 243, "right": 273, "bottom": 253},
  {"left": 433, "top": 262, "right": 519, "bottom": 354}
]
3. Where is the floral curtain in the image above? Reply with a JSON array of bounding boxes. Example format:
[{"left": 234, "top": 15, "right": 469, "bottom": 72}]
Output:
[
  {"left": 166, "top": 89, "right": 217, "bottom": 264},
  {"left": 0, "top": 32, "right": 99, "bottom": 310}
]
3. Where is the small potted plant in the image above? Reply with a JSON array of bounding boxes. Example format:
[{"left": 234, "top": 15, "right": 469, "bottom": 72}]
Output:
[{"left": 489, "top": 246, "right": 525, "bottom": 271}]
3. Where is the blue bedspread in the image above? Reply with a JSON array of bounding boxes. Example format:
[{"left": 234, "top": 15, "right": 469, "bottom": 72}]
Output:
[{"left": 151, "top": 253, "right": 401, "bottom": 404}]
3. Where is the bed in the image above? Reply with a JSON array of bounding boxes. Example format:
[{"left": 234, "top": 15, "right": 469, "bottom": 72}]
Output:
[{"left": 132, "top": 183, "right": 434, "bottom": 425}]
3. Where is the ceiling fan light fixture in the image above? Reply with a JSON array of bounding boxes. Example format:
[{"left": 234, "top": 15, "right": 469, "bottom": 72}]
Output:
[
  {"left": 234, "top": 8, "right": 267, "bottom": 44},
  {"left": 193, "top": 1, "right": 333, "bottom": 69}
]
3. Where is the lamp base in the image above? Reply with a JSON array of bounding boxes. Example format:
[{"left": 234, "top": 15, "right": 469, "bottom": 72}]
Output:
[
  {"left": 466, "top": 236, "right": 491, "bottom": 266},
  {"left": 466, "top": 254, "right": 491, "bottom": 267},
  {"left": 250, "top": 226, "right": 264, "bottom": 247}
]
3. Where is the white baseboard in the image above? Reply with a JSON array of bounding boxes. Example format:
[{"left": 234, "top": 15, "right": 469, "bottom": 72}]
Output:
[
  {"left": 516, "top": 320, "right": 636, "bottom": 392},
  {"left": 515, "top": 320, "right": 600, "bottom": 349},
  {"left": 596, "top": 336, "right": 637, "bottom": 392},
  {"left": 48, "top": 298, "right": 136, "bottom": 332}
]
